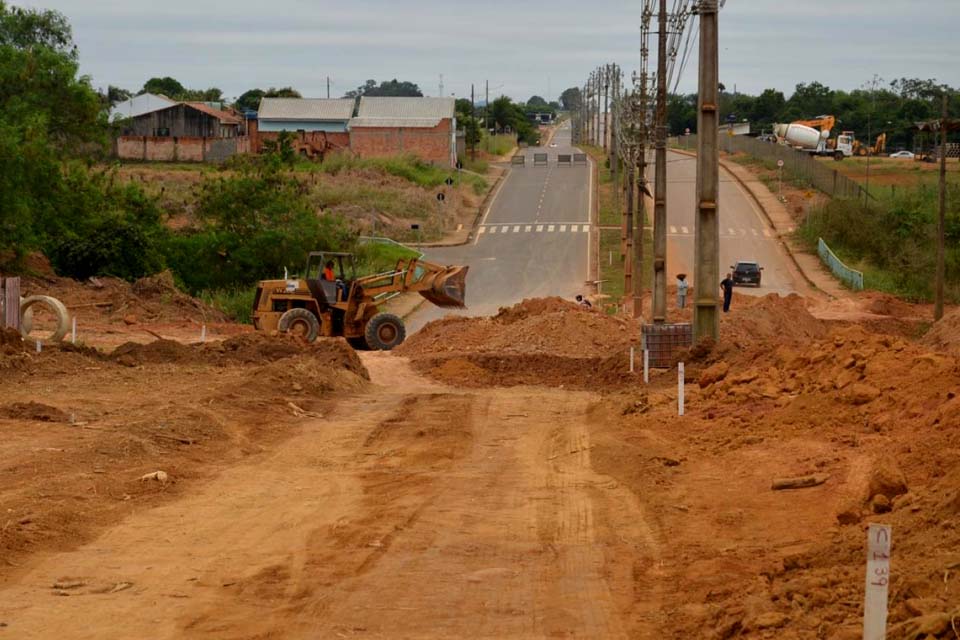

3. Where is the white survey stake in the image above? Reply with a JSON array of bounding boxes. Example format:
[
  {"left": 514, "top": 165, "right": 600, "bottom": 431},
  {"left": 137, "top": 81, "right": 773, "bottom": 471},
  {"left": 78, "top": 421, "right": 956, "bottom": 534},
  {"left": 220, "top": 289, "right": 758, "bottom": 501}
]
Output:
[{"left": 863, "top": 523, "right": 892, "bottom": 640}]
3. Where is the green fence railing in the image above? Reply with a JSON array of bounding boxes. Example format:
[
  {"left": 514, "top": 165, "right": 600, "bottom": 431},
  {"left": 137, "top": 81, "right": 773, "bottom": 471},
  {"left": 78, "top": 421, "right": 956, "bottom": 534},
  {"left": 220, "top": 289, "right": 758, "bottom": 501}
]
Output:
[{"left": 818, "top": 238, "right": 863, "bottom": 290}]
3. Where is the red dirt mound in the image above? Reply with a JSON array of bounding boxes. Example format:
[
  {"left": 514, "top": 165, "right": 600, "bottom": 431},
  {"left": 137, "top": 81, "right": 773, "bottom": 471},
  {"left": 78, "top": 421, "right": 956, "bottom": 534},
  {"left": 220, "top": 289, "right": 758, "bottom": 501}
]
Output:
[
  {"left": 109, "top": 334, "right": 369, "bottom": 379},
  {"left": 922, "top": 307, "right": 960, "bottom": 353},
  {"left": 720, "top": 293, "right": 826, "bottom": 348},
  {"left": 399, "top": 297, "right": 635, "bottom": 360},
  {"left": 0, "top": 401, "right": 70, "bottom": 422}
]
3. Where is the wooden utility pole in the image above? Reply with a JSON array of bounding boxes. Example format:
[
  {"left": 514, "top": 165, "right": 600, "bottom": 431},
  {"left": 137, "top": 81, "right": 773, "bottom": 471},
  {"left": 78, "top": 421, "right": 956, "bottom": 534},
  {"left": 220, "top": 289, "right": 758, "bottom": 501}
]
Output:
[
  {"left": 652, "top": 0, "right": 668, "bottom": 323},
  {"left": 936, "top": 93, "right": 948, "bottom": 321},
  {"left": 693, "top": 0, "right": 720, "bottom": 342}
]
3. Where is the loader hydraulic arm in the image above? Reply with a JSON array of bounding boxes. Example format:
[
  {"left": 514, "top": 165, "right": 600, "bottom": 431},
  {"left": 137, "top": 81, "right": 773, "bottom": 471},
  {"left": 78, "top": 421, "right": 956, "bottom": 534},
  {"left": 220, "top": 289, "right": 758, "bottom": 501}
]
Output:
[{"left": 355, "top": 258, "right": 468, "bottom": 308}]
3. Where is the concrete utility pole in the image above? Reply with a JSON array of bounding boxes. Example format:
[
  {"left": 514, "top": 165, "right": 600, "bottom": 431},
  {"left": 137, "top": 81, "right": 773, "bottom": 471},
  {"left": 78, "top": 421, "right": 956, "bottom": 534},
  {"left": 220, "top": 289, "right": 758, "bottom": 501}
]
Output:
[
  {"left": 935, "top": 93, "right": 948, "bottom": 321},
  {"left": 326, "top": 76, "right": 330, "bottom": 99},
  {"left": 652, "top": 0, "right": 669, "bottom": 323},
  {"left": 693, "top": 0, "right": 720, "bottom": 342},
  {"left": 470, "top": 84, "right": 476, "bottom": 160},
  {"left": 611, "top": 66, "right": 620, "bottom": 224},
  {"left": 485, "top": 80, "right": 489, "bottom": 133},
  {"left": 603, "top": 65, "right": 610, "bottom": 152},
  {"left": 595, "top": 69, "right": 602, "bottom": 146}
]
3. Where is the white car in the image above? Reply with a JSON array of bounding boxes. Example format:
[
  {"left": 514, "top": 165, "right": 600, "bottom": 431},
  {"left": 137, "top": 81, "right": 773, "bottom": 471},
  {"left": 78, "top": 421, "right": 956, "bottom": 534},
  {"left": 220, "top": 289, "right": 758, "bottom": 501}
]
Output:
[
  {"left": 549, "top": 143, "right": 557, "bottom": 148},
  {"left": 889, "top": 150, "right": 915, "bottom": 159}
]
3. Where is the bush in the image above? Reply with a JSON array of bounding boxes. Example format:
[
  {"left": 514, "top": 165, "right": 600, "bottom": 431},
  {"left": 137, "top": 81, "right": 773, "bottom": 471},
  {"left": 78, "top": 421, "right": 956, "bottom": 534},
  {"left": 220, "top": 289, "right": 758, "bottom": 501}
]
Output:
[
  {"left": 165, "top": 163, "right": 355, "bottom": 293},
  {"left": 198, "top": 287, "right": 255, "bottom": 324},
  {"left": 800, "top": 185, "right": 960, "bottom": 300}
]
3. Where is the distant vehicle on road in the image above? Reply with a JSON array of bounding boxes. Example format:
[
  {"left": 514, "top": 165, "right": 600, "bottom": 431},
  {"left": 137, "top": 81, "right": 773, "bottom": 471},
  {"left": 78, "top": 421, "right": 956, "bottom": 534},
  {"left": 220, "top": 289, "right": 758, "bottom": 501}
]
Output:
[
  {"left": 549, "top": 142, "right": 557, "bottom": 148},
  {"left": 730, "top": 260, "right": 763, "bottom": 287},
  {"left": 889, "top": 150, "right": 915, "bottom": 159}
]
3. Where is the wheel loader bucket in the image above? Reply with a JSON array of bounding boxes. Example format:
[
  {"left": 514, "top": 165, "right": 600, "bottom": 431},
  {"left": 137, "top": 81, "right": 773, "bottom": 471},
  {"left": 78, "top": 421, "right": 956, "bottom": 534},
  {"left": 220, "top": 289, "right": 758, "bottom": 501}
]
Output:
[{"left": 419, "top": 265, "right": 469, "bottom": 308}]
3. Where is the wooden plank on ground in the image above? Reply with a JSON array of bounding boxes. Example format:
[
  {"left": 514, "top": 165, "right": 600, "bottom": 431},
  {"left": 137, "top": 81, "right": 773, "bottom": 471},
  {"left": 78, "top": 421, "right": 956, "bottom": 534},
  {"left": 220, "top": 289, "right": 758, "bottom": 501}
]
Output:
[{"left": 2, "top": 277, "right": 20, "bottom": 330}]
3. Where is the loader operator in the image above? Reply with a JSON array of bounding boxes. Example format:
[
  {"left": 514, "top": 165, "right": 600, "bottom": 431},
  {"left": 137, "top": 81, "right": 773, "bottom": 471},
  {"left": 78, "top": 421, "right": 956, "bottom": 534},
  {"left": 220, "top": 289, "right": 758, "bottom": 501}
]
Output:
[{"left": 322, "top": 260, "right": 349, "bottom": 302}]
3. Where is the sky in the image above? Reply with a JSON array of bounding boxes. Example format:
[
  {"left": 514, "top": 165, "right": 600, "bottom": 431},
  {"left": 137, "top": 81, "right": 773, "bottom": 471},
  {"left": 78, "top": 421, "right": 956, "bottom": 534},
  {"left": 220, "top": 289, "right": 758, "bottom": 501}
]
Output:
[{"left": 23, "top": 0, "right": 960, "bottom": 102}]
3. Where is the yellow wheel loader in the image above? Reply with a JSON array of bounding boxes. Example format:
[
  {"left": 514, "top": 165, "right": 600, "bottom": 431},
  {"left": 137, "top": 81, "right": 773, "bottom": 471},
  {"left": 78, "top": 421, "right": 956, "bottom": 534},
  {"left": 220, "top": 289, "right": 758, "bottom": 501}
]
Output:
[{"left": 252, "top": 251, "right": 468, "bottom": 350}]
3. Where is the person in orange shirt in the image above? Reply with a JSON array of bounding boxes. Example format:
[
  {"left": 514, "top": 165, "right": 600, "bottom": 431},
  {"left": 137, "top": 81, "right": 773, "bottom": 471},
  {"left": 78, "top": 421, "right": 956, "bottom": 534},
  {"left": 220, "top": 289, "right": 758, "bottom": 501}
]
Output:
[{"left": 322, "top": 260, "right": 335, "bottom": 282}]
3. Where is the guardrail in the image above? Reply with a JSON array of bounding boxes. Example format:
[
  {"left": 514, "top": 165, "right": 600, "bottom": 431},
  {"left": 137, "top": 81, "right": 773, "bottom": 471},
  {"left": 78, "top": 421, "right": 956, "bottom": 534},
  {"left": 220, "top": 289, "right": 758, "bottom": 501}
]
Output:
[{"left": 817, "top": 237, "right": 863, "bottom": 290}]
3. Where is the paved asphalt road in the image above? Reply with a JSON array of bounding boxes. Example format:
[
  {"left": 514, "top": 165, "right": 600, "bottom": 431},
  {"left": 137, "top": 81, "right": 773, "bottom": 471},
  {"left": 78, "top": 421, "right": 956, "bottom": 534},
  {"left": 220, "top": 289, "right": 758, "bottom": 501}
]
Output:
[
  {"left": 406, "top": 123, "right": 592, "bottom": 333},
  {"left": 656, "top": 150, "right": 803, "bottom": 297}
]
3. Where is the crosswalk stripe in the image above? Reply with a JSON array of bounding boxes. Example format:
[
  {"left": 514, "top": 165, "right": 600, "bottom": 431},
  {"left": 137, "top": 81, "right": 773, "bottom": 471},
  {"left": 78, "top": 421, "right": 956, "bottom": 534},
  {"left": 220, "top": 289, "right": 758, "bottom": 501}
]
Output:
[
  {"left": 513, "top": 225, "right": 520, "bottom": 233},
  {"left": 525, "top": 225, "right": 532, "bottom": 232},
  {"left": 489, "top": 226, "right": 497, "bottom": 233},
  {"left": 501, "top": 225, "right": 509, "bottom": 233},
  {"left": 548, "top": 224, "right": 555, "bottom": 232},
  {"left": 739, "top": 228, "right": 747, "bottom": 235},
  {"left": 570, "top": 225, "right": 578, "bottom": 232},
  {"left": 751, "top": 228, "right": 758, "bottom": 236},
  {"left": 581, "top": 225, "right": 589, "bottom": 232},
  {"left": 536, "top": 225, "right": 544, "bottom": 232},
  {"left": 559, "top": 224, "right": 567, "bottom": 232},
  {"left": 728, "top": 227, "right": 735, "bottom": 235},
  {"left": 478, "top": 226, "right": 486, "bottom": 234},
  {"left": 681, "top": 226, "right": 689, "bottom": 234},
  {"left": 670, "top": 225, "right": 677, "bottom": 234}
]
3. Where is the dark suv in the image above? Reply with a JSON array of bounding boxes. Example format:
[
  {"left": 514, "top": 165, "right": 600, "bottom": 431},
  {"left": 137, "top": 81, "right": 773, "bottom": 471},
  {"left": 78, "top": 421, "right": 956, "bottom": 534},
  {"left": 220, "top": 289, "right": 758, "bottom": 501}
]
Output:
[{"left": 731, "top": 261, "right": 763, "bottom": 287}]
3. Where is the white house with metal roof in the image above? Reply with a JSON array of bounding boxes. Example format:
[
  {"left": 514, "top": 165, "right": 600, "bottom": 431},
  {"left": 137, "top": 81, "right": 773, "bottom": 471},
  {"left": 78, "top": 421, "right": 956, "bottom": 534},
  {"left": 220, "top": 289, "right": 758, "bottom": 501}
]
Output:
[{"left": 257, "top": 98, "right": 355, "bottom": 133}]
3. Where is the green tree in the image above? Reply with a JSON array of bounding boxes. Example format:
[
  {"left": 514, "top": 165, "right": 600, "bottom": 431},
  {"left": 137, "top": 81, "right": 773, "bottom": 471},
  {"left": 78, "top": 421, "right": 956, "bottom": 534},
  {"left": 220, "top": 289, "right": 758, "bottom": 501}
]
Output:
[
  {"left": 141, "top": 76, "right": 186, "bottom": 98},
  {"left": 344, "top": 79, "right": 423, "bottom": 98},
  {"left": 235, "top": 86, "right": 301, "bottom": 112},
  {"left": 559, "top": 87, "right": 581, "bottom": 111},
  {"left": 527, "top": 95, "right": 548, "bottom": 108}
]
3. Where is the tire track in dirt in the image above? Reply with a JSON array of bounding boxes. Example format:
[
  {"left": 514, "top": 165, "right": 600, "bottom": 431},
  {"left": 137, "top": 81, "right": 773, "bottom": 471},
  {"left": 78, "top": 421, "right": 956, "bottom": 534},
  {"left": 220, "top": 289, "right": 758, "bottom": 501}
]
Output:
[{"left": 0, "top": 356, "right": 660, "bottom": 639}]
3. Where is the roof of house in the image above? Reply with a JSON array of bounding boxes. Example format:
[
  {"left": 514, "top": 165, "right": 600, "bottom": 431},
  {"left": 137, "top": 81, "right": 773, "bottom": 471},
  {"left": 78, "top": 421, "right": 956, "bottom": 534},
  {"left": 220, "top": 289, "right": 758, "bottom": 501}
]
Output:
[
  {"left": 108, "top": 93, "right": 177, "bottom": 121},
  {"left": 185, "top": 102, "right": 242, "bottom": 125},
  {"left": 258, "top": 98, "right": 355, "bottom": 121},
  {"left": 352, "top": 97, "right": 455, "bottom": 128}
]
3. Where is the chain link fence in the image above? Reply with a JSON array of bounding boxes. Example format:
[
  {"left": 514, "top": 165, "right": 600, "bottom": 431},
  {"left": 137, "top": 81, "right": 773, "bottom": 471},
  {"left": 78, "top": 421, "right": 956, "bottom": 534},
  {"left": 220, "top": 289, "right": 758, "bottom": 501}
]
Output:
[{"left": 672, "top": 134, "right": 871, "bottom": 201}]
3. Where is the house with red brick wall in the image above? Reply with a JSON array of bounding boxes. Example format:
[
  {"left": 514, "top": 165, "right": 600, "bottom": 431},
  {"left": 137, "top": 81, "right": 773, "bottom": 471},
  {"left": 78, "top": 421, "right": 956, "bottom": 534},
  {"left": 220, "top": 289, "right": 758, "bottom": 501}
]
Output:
[
  {"left": 349, "top": 97, "right": 456, "bottom": 167},
  {"left": 254, "top": 98, "right": 353, "bottom": 157}
]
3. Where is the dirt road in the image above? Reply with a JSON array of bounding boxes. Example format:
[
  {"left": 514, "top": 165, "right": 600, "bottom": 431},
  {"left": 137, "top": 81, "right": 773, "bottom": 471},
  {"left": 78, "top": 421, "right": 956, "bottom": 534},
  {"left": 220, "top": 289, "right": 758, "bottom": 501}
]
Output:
[{"left": 0, "top": 353, "right": 660, "bottom": 639}]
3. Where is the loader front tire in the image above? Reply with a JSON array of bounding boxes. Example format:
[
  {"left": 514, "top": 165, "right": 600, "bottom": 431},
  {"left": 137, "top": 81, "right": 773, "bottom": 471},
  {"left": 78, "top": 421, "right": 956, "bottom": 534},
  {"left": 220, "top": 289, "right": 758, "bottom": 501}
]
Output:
[
  {"left": 278, "top": 308, "right": 320, "bottom": 342},
  {"left": 364, "top": 313, "right": 406, "bottom": 351}
]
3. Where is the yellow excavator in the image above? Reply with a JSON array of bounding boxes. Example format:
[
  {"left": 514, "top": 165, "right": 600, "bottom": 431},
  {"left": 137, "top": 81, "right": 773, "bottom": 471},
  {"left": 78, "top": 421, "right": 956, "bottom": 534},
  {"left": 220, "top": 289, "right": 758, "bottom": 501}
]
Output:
[
  {"left": 853, "top": 132, "right": 887, "bottom": 156},
  {"left": 252, "top": 251, "right": 468, "bottom": 350}
]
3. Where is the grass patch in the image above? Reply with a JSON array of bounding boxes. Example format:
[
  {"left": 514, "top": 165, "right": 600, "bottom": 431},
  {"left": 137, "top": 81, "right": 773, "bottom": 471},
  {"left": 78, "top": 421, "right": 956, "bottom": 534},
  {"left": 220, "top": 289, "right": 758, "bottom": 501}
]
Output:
[
  {"left": 354, "top": 240, "right": 421, "bottom": 276},
  {"left": 316, "top": 153, "right": 455, "bottom": 188},
  {"left": 479, "top": 133, "right": 517, "bottom": 157},
  {"left": 798, "top": 185, "right": 960, "bottom": 302},
  {"left": 460, "top": 156, "right": 489, "bottom": 174},
  {"left": 199, "top": 287, "right": 255, "bottom": 324}
]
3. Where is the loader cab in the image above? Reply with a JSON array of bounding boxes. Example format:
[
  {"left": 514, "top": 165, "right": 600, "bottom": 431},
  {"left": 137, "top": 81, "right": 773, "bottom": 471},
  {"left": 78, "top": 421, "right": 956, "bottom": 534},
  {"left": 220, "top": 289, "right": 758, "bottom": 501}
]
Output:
[{"left": 305, "top": 252, "right": 356, "bottom": 305}]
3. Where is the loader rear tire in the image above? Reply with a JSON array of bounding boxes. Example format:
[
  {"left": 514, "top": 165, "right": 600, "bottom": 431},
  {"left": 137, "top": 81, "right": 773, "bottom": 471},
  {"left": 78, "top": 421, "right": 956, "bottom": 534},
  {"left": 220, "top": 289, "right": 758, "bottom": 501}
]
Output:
[
  {"left": 278, "top": 308, "right": 320, "bottom": 342},
  {"left": 364, "top": 313, "right": 405, "bottom": 351}
]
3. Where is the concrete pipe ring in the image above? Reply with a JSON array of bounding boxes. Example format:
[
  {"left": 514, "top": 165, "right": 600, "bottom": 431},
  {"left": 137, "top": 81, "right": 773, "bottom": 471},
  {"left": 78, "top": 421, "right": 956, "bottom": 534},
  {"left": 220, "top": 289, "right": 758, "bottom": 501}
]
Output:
[
  {"left": 19, "top": 297, "right": 34, "bottom": 335},
  {"left": 20, "top": 295, "right": 70, "bottom": 342}
]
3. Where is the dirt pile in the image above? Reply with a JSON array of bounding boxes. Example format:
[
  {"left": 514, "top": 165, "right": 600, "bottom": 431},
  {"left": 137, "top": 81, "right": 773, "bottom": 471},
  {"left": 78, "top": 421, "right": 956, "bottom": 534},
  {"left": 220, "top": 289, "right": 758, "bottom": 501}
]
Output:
[
  {"left": 589, "top": 315, "right": 960, "bottom": 638},
  {"left": 109, "top": 334, "right": 368, "bottom": 378},
  {"left": 0, "top": 401, "right": 70, "bottom": 422},
  {"left": 721, "top": 292, "right": 827, "bottom": 348},
  {"left": 922, "top": 307, "right": 960, "bottom": 353},
  {"left": 398, "top": 297, "right": 639, "bottom": 388},
  {"left": 21, "top": 268, "right": 226, "bottom": 326}
]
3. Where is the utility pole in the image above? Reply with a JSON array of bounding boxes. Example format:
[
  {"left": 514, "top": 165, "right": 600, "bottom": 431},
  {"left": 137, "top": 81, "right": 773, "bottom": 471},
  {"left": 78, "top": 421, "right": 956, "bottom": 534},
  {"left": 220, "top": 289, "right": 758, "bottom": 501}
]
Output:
[
  {"left": 485, "top": 80, "right": 489, "bottom": 133},
  {"left": 603, "top": 65, "right": 610, "bottom": 153},
  {"left": 652, "top": 0, "right": 668, "bottom": 323},
  {"left": 936, "top": 92, "right": 948, "bottom": 321},
  {"left": 326, "top": 76, "right": 330, "bottom": 99},
  {"left": 693, "top": 0, "right": 720, "bottom": 343},
  {"left": 471, "top": 83, "right": 476, "bottom": 161},
  {"left": 611, "top": 66, "right": 620, "bottom": 234}
]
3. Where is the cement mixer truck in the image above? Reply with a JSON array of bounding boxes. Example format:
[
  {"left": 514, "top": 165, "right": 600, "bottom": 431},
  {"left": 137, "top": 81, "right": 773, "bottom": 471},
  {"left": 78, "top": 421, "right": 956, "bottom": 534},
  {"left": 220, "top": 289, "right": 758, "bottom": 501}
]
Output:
[{"left": 773, "top": 116, "right": 853, "bottom": 161}]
